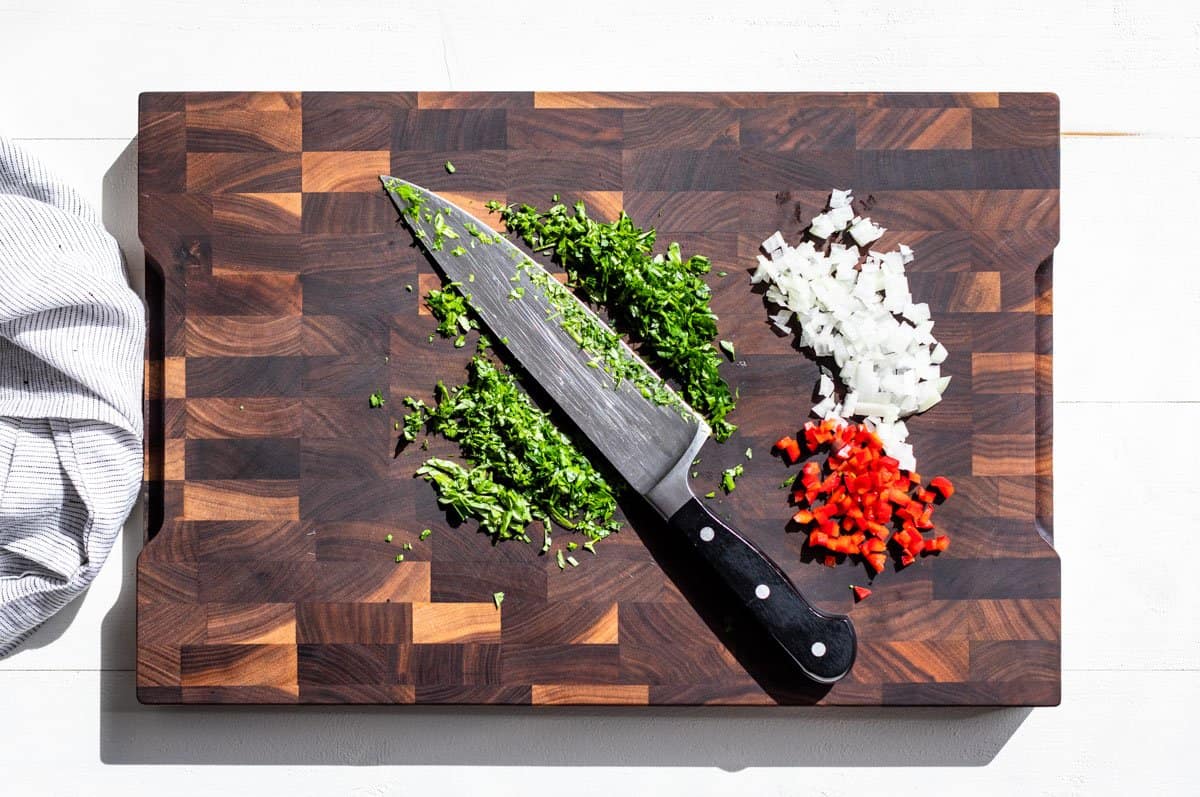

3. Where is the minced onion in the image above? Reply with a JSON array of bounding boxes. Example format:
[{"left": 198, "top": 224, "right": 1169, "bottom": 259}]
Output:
[{"left": 752, "top": 190, "right": 950, "bottom": 471}]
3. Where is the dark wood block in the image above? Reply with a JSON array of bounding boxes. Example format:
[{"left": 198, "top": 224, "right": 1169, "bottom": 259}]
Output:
[
  {"left": 392, "top": 109, "right": 507, "bottom": 151},
  {"left": 739, "top": 107, "right": 856, "bottom": 151},
  {"left": 298, "top": 644, "right": 398, "bottom": 685},
  {"left": 185, "top": 356, "right": 303, "bottom": 397},
  {"left": 296, "top": 602, "right": 411, "bottom": 644},
  {"left": 303, "top": 108, "right": 393, "bottom": 151},
  {"left": 507, "top": 108, "right": 623, "bottom": 149},
  {"left": 185, "top": 438, "right": 300, "bottom": 480}
]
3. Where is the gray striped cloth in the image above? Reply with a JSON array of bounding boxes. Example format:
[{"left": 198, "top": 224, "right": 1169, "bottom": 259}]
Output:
[{"left": 0, "top": 137, "right": 143, "bottom": 656}]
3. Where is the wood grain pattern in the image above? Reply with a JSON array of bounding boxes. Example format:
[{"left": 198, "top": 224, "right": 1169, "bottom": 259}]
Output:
[{"left": 138, "top": 92, "right": 1059, "bottom": 706}]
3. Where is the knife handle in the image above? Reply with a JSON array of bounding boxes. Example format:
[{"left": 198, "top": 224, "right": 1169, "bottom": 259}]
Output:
[{"left": 667, "top": 498, "right": 857, "bottom": 684}]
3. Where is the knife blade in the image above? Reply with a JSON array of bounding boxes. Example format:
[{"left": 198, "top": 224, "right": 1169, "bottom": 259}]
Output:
[{"left": 383, "top": 177, "right": 856, "bottom": 684}]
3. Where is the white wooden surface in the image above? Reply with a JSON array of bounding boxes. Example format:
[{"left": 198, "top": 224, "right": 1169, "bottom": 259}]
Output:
[{"left": 1, "top": 1, "right": 1197, "bottom": 793}]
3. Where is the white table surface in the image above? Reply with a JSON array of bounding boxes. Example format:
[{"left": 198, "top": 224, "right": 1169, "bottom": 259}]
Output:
[{"left": 1, "top": 1, "right": 1196, "bottom": 794}]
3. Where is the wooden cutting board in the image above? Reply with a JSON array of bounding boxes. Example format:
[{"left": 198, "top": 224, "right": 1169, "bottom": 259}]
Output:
[{"left": 136, "top": 91, "right": 1059, "bottom": 706}]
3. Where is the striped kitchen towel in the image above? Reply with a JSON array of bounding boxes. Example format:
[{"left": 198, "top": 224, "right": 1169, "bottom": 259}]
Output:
[{"left": 0, "top": 137, "right": 143, "bottom": 656}]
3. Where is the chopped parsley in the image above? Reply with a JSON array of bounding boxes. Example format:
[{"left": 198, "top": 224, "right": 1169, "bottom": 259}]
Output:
[
  {"left": 489, "top": 199, "right": 738, "bottom": 440},
  {"left": 493, "top": 591, "right": 505, "bottom": 608},
  {"left": 510, "top": 256, "right": 688, "bottom": 419},
  {"left": 368, "top": 389, "right": 385, "bottom": 408},
  {"left": 721, "top": 463, "right": 744, "bottom": 494},
  {"left": 445, "top": 160, "right": 456, "bottom": 174},
  {"left": 425, "top": 284, "right": 475, "bottom": 338},
  {"left": 403, "top": 355, "right": 621, "bottom": 545},
  {"left": 420, "top": 528, "right": 432, "bottom": 540}
]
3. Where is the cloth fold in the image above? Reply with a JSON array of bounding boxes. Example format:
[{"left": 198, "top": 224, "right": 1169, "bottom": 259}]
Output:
[{"left": 0, "top": 137, "right": 144, "bottom": 655}]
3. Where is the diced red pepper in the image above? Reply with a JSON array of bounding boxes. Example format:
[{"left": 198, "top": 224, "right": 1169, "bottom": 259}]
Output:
[
  {"left": 850, "top": 585, "right": 872, "bottom": 602},
  {"left": 929, "top": 476, "right": 955, "bottom": 500},
  {"left": 774, "top": 436, "right": 802, "bottom": 465},
  {"left": 772, "top": 420, "right": 951, "bottom": 576}
]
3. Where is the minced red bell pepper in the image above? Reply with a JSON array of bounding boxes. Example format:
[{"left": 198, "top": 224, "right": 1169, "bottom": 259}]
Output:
[
  {"left": 929, "top": 476, "right": 955, "bottom": 500},
  {"left": 776, "top": 418, "right": 952, "bottom": 576},
  {"left": 774, "top": 435, "right": 802, "bottom": 465}
]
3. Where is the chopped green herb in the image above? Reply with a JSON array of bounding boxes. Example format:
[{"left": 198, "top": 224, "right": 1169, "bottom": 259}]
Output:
[
  {"left": 556, "top": 549, "right": 566, "bottom": 570},
  {"left": 382, "top": 177, "right": 427, "bottom": 221},
  {"left": 425, "top": 284, "right": 476, "bottom": 338},
  {"left": 493, "top": 591, "right": 505, "bottom": 608},
  {"left": 395, "top": 553, "right": 405, "bottom": 563},
  {"left": 566, "top": 541, "right": 578, "bottom": 551},
  {"left": 453, "top": 334, "right": 466, "bottom": 348},
  {"left": 721, "top": 463, "right": 744, "bottom": 494},
  {"left": 420, "top": 528, "right": 432, "bottom": 540},
  {"left": 511, "top": 257, "right": 689, "bottom": 420},
  {"left": 445, "top": 160, "right": 456, "bottom": 174},
  {"left": 691, "top": 471, "right": 699, "bottom": 478},
  {"left": 719, "top": 340, "right": 736, "bottom": 361},
  {"left": 779, "top": 475, "right": 795, "bottom": 490},
  {"left": 394, "top": 421, "right": 401, "bottom": 431},
  {"left": 451, "top": 246, "right": 467, "bottom": 257},
  {"left": 566, "top": 555, "right": 579, "bottom": 568},
  {"left": 403, "top": 542, "right": 413, "bottom": 551},
  {"left": 704, "top": 491, "right": 717, "bottom": 499},
  {"left": 492, "top": 200, "right": 738, "bottom": 440},
  {"left": 508, "top": 286, "right": 525, "bottom": 301},
  {"left": 467, "top": 273, "right": 475, "bottom": 282},
  {"left": 404, "top": 356, "right": 620, "bottom": 545},
  {"left": 400, "top": 397, "right": 428, "bottom": 442},
  {"left": 717, "top": 271, "right": 728, "bottom": 277},
  {"left": 385, "top": 533, "right": 393, "bottom": 543},
  {"left": 582, "top": 541, "right": 596, "bottom": 555},
  {"left": 369, "top": 389, "right": 386, "bottom": 408},
  {"left": 745, "top": 447, "right": 753, "bottom": 460}
]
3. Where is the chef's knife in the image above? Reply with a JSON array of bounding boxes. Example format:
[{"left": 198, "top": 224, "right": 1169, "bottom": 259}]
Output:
[{"left": 383, "top": 177, "right": 856, "bottom": 684}]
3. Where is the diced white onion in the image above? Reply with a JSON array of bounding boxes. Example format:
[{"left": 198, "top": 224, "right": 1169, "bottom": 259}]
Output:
[{"left": 754, "top": 189, "right": 951, "bottom": 468}]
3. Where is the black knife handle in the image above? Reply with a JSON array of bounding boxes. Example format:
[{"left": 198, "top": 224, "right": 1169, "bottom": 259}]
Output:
[{"left": 667, "top": 498, "right": 856, "bottom": 683}]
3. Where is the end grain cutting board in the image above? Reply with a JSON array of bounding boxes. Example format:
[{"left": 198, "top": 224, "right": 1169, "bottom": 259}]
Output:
[{"left": 137, "top": 91, "right": 1059, "bottom": 706}]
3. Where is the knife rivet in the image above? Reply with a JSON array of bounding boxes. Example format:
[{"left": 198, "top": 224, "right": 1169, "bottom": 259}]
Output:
[
  {"left": 699, "top": 526, "right": 715, "bottom": 542},
  {"left": 754, "top": 584, "right": 770, "bottom": 600},
  {"left": 811, "top": 641, "right": 827, "bottom": 658}
]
